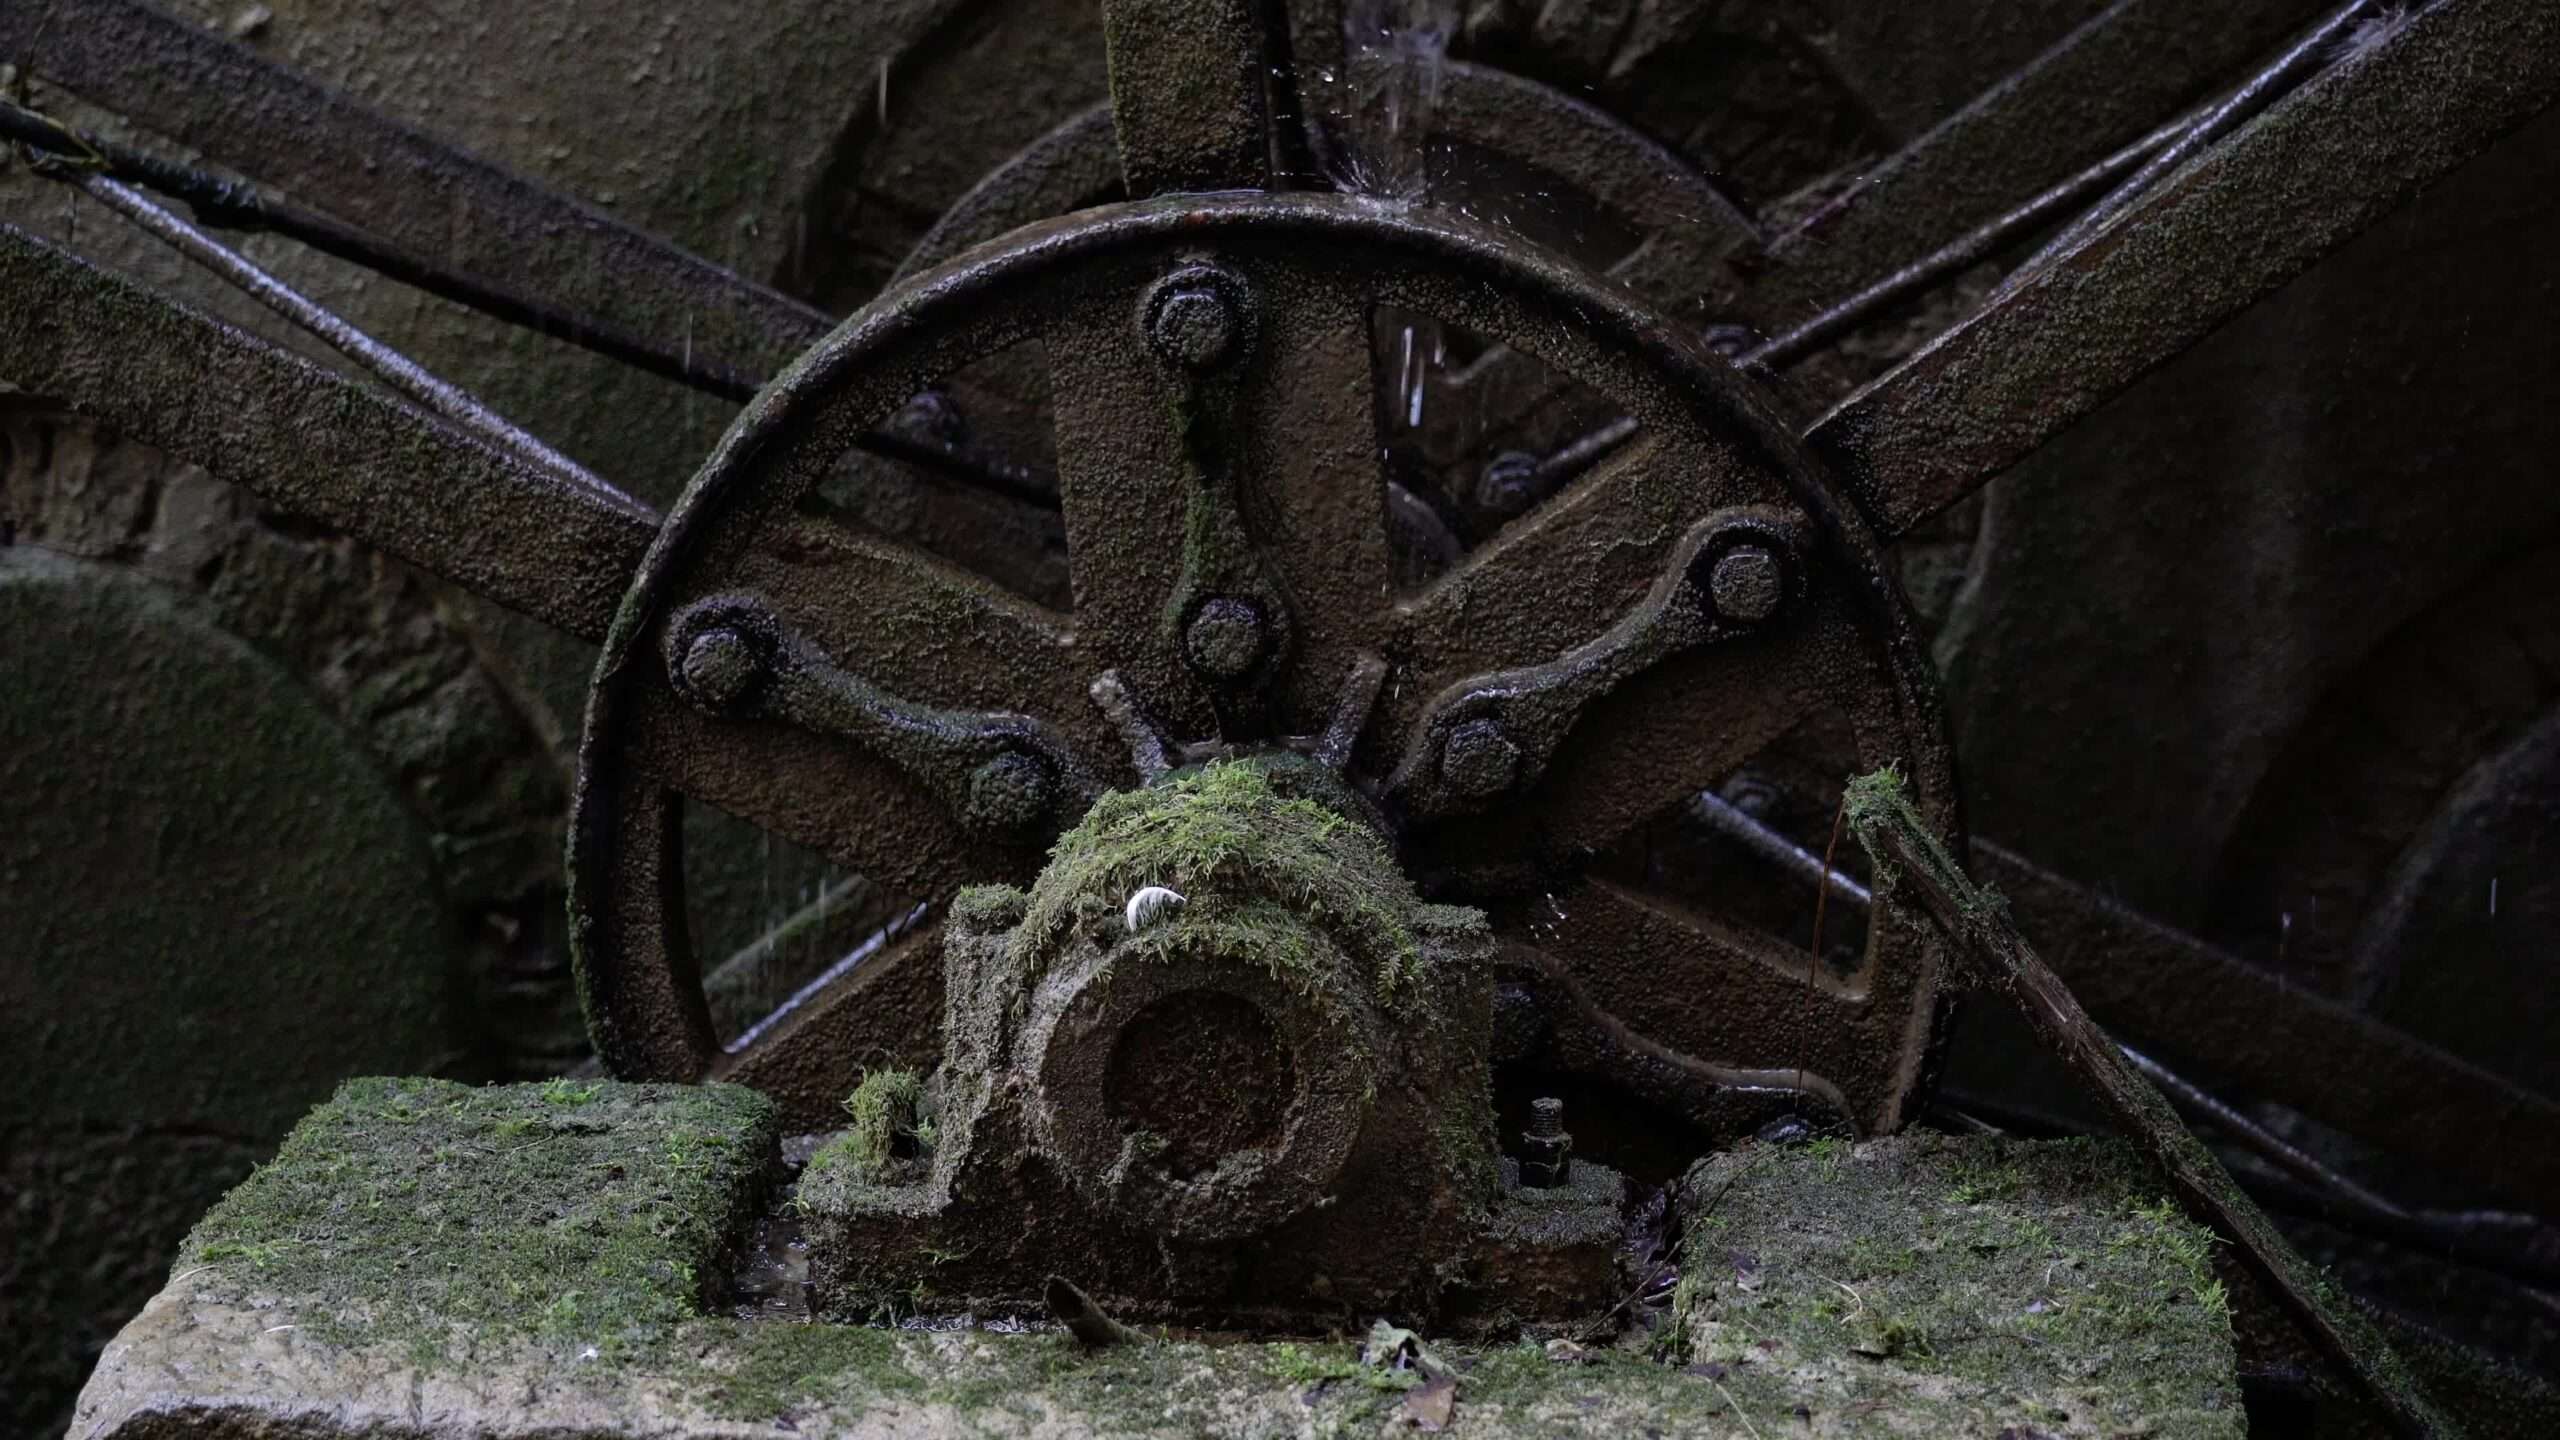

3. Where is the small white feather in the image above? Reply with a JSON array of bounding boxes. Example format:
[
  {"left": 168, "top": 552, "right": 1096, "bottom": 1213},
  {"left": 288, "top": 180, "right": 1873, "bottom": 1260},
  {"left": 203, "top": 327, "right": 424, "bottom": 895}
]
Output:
[{"left": 1124, "top": 885, "right": 1186, "bottom": 932}]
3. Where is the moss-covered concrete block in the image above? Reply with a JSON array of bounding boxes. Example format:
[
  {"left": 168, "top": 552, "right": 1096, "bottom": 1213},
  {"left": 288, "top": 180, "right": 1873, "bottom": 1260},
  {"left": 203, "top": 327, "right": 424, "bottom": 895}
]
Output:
[
  {"left": 1671, "top": 1133, "right": 2244, "bottom": 1437},
  {"left": 63, "top": 1077, "right": 1722, "bottom": 1437},
  {"left": 72, "top": 1083, "right": 2245, "bottom": 1438}
]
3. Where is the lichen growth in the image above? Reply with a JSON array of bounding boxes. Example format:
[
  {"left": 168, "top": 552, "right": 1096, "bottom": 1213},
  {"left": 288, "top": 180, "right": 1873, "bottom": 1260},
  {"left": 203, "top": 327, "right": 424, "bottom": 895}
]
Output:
[
  {"left": 1012, "top": 758, "right": 1426, "bottom": 998},
  {"left": 123, "top": 1083, "right": 2262, "bottom": 1435},
  {"left": 807, "top": 1068, "right": 934, "bottom": 1186},
  {"left": 1668, "top": 1132, "right": 2244, "bottom": 1437},
  {"left": 1842, "top": 762, "right": 2012, "bottom": 935},
  {"left": 178, "top": 1076, "right": 774, "bottom": 1368}
]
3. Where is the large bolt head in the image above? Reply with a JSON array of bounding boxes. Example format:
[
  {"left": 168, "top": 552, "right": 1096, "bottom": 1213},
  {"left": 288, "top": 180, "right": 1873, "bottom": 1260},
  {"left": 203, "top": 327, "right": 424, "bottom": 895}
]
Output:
[
  {"left": 1706, "top": 543, "right": 1786, "bottom": 623},
  {"left": 676, "top": 626, "right": 765, "bottom": 713},
  {"left": 1438, "top": 717, "right": 1522, "bottom": 799},
  {"left": 1183, "top": 596, "right": 1269, "bottom": 681},
  {"left": 965, "top": 748, "right": 1055, "bottom": 833},
  {"left": 1145, "top": 271, "right": 1246, "bottom": 372},
  {"left": 1475, "top": 450, "right": 1541, "bottom": 516},
  {"left": 888, "top": 388, "right": 966, "bottom": 446}
]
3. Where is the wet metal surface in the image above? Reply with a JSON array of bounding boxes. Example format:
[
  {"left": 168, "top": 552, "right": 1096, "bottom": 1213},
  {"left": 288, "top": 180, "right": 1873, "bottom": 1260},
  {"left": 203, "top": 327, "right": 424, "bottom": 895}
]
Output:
[
  {"left": 1814, "top": 0, "right": 2560, "bottom": 540},
  {"left": 567, "top": 190, "right": 1958, "bottom": 1139},
  {"left": 4, "top": 0, "right": 2552, "bottom": 1367}
]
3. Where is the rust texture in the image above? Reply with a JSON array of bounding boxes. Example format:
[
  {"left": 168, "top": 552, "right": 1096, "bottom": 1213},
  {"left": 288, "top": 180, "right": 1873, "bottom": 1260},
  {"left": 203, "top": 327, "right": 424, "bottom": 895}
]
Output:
[
  {"left": 1, "top": 0, "right": 2554, "bottom": 1405},
  {"left": 566, "top": 192, "right": 1958, "bottom": 1145}
]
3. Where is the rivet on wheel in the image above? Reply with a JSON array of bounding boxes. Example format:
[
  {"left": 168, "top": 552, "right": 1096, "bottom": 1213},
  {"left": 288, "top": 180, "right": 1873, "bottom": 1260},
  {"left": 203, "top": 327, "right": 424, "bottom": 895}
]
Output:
[
  {"left": 1438, "top": 717, "right": 1522, "bottom": 800},
  {"left": 1183, "top": 596, "right": 1269, "bottom": 682},
  {"left": 1144, "top": 271, "right": 1245, "bottom": 373},
  {"left": 888, "top": 388, "right": 966, "bottom": 447},
  {"left": 1475, "top": 450, "right": 1541, "bottom": 516},
  {"left": 675, "top": 626, "right": 766, "bottom": 714},
  {"left": 1704, "top": 543, "right": 1786, "bottom": 624},
  {"left": 965, "top": 749, "right": 1055, "bottom": 833}
]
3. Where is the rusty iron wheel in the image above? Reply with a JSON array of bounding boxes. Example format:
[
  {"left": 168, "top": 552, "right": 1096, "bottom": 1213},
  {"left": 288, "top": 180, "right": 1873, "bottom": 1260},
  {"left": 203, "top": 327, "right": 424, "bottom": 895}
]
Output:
[
  {"left": 566, "top": 190, "right": 1959, "bottom": 1135},
  {"left": 5, "top": 0, "right": 2554, "bottom": 1218}
]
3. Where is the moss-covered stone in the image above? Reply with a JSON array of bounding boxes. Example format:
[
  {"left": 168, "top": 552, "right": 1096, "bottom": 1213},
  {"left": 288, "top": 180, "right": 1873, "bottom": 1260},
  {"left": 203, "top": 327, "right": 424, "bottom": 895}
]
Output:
[
  {"left": 75, "top": 1085, "right": 2262, "bottom": 1438},
  {"left": 808, "top": 1069, "right": 935, "bottom": 1185},
  {"left": 1012, "top": 757, "right": 1426, "bottom": 998},
  {"left": 171, "top": 1076, "right": 777, "bottom": 1367},
  {"left": 1669, "top": 1132, "right": 2243, "bottom": 1437}
]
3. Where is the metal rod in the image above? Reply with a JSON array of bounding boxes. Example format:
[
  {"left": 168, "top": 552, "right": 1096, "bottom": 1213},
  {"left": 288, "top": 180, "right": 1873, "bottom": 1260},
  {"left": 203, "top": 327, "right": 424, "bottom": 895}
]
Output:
[
  {"left": 1844, "top": 771, "right": 2455, "bottom": 1438},
  {"left": 1, "top": 98, "right": 764, "bottom": 402},
  {"left": 1526, "top": 117, "right": 2188, "bottom": 493},
  {"left": 7, "top": 98, "right": 1065, "bottom": 512},
  {"left": 2005, "top": 0, "right": 2377, "bottom": 289},
  {"left": 2121, "top": 1041, "right": 2411, "bottom": 1220},
  {"left": 74, "top": 172, "right": 646, "bottom": 518},
  {"left": 1742, "top": 117, "right": 2190, "bottom": 372},
  {"left": 725, "top": 902, "right": 933, "bottom": 1056},
  {"left": 1690, "top": 790, "right": 1872, "bottom": 906}
]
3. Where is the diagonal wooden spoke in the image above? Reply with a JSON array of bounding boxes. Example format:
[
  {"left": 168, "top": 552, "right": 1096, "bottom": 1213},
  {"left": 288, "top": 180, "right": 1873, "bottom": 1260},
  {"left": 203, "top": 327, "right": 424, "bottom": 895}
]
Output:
[
  {"left": 1815, "top": 0, "right": 2560, "bottom": 540},
  {"left": 0, "top": 225, "right": 649, "bottom": 641},
  {"left": 1751, "top": 0, "right": 2330, "bottom": 322},
  {"left": 10, "top": 0, "right": 835, "bottom": 381}
]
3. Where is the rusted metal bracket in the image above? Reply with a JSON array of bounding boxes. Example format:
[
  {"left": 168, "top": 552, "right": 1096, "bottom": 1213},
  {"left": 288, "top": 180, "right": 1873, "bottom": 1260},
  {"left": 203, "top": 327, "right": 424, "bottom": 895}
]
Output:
[
  {"left": 1386, "top": 510, "right": 1804, "bottom": 817},
  {"left": 664, "top": 594, "right": 1098, "bottom": 838}
]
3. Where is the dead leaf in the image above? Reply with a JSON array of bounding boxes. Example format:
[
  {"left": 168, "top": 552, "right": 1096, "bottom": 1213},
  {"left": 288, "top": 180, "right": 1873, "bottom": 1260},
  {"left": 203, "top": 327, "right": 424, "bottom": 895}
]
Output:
[
  {"left": 1362, "top": 1319, "right": 1455, "bottom": 1381},
  {"left": 1397, "top": 1376, "right": 1457, "bottom": 1431}
]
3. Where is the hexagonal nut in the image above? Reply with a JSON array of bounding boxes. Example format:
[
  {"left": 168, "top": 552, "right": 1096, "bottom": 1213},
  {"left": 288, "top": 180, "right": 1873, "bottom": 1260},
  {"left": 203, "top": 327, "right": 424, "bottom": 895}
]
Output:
[
  {"left": 674, "top": 625, "right": 767, "bottom": 714},
  {"left": 1704, "top": 543, "right": 1786, "bottom": 624},
  {"left": 1143, "top": 269, "right": 1249, "bottom": 373},
  {"left": 964, "top": 749, "right": 1055, "bottom": 833},
  {"left": 1183, "top": 596, "right": 1269, "bottom": 682}
]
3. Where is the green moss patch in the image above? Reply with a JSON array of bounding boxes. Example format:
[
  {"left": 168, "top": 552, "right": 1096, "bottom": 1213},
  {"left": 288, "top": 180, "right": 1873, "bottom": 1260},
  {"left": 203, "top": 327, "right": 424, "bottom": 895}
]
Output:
[
  {"left": 1012, "top": 758, "right": 1426, "bottom": 997},
  {"left": 178, "top": 1075, "right": 775, "bottom": 1367},
  {"left": 107, "top": 1083, "right": 2258, "bottom": 1436},
  {"left": 809, "top": 1068, "right": 934, "bottom": 1184},
  {"left": 1670, "top": 1132, "right": 2243, "bottom": 1437}
]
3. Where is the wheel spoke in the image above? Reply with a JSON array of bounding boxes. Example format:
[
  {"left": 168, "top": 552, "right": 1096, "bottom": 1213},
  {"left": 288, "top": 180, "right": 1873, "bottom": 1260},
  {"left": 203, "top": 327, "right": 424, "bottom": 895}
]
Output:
[
  {"left": 1814, "top": 0, "right": 2560, "bottom": 539},
  {"left": 0, "top": 226, "right": 649, "bottom": 642},
  {"left": 1103, "top": 0, "right": 1273, "bottom": 195},
  {"left": 711, "top": 920, "right": 947, "bottom": 1132},
  {"left": 1229, "top": 287, "right": 1399, "bottom": 722},
  {"left": 1515, "top": 873, "right": 1939, "bottom": 1135},
  {"left": 634, "top": 516, "right": 1106, "bottom": 893},
  {"left": 1389, "top": 431, "right": 1756, "bottom": 732},
  {"left": 1748, "top": 0, "right": 2330, "bottom": 322},
  {"left": 1045, "top": 283, "right": 1216, "bottom": 728}
]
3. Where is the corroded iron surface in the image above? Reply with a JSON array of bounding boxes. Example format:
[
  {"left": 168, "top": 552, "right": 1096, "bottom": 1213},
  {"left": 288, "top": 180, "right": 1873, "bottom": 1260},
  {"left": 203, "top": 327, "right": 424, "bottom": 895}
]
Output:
[{"left": 567, "top": 189, "right": 1958, "bottom": 1142}]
